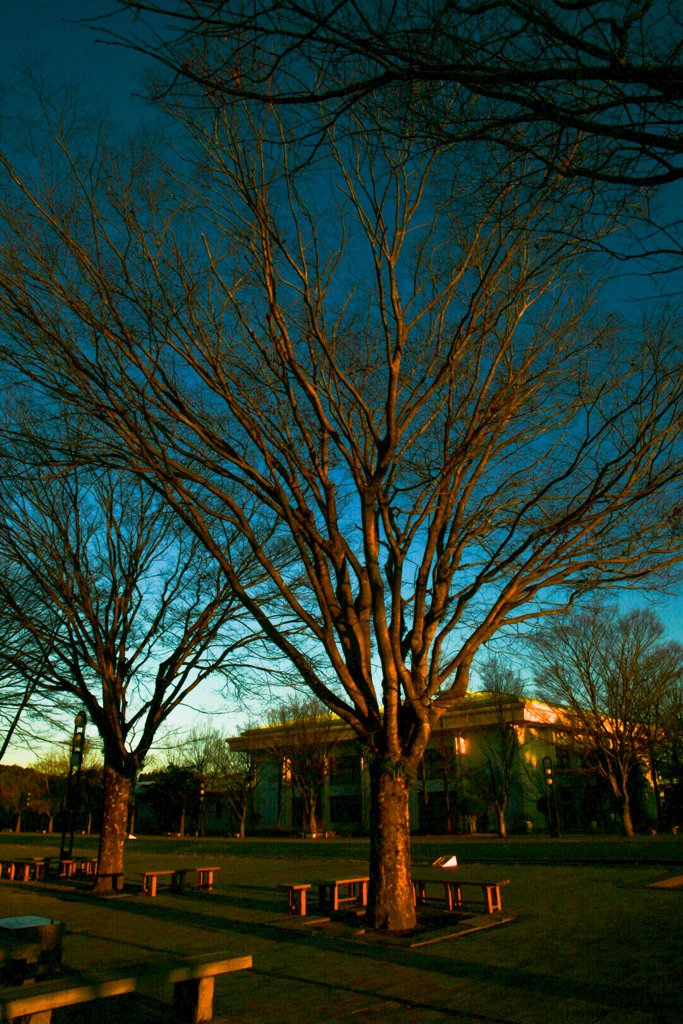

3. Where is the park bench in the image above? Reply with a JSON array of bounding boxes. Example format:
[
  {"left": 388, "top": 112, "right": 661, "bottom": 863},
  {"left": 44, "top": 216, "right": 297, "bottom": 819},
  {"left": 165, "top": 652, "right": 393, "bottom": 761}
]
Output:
[
  {"left": 412, "top": 872, "right": 510, "bottom": 914},
  {"left": 172, "top": 866, "right": 220, "bottom": 893},
  {"left": 278, "top": 876, "right": 369, "bottom": 916},
  {"left": 74, "top": 857, "right": 98, "bottom": 876},
  {"left": 278, "top": 883, "right": 312, "bottom": 916},
  {"left": 0, "top": 950, "right": 252, "bottom": 1024},
  {"left": 95, "top": 871, "right": 125, "bottom": 891},
  {"left": 0, "top": 861, "right": 46, "bottom": 883},
  {"left": 0, "top": 862, "right": 17, "bottom": 881},
  {"left": 57, "top": 859, "right": 76, "bottom": 878},
  {"left": 318, "top": 876, "right": 369, "bottom": 912},
  {"left": 139, "top": 866, "right": 221, "bottom": 896},
  {"left": 138, "top": 869, "right": 177, "bottom": 896}
]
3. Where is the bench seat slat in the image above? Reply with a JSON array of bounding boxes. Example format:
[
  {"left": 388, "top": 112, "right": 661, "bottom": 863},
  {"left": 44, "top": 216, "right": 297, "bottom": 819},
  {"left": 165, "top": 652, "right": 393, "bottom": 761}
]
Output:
[
  {"left": 0, "top": 954, "right": 252, "bottom": 1021},
  {"left": 3, "top": 977, "right": 138, "bottom": 1018},
  {"left": 166, "top": 955, "right": 252, "bottom": 984}
]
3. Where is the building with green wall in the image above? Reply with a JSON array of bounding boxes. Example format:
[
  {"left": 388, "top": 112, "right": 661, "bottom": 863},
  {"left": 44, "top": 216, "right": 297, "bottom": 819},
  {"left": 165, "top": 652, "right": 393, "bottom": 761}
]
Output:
[{"left": 228, "top": 691, "right": 657, "bottom": 835}]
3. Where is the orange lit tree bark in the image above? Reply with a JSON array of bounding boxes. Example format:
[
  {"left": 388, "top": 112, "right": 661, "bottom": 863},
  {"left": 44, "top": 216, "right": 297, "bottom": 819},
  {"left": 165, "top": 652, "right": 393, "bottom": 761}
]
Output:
[{"left": 1, "top": 93, "right": 683, "bottom": 925}]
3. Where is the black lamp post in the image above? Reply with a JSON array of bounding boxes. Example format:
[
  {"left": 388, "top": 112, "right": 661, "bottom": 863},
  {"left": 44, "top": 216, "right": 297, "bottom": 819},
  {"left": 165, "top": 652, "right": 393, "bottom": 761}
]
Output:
[
  {"left": 543, "top": 755, "right": 561, "bottom": 838},
  {"left": 59, "top": 711, "right": 87, "bottom": 859},
  {"left": 199, "top": 781, "right": 205, "bottom": 837}
]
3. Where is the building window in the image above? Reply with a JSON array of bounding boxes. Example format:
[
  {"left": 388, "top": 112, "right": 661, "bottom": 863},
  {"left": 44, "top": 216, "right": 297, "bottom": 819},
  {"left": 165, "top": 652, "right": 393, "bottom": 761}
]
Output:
[
  {"left": 330, "top": 756, "right": 361, "bottom": 785},
  {"left": 329, "top": 795, "right": 362, "bottom": 824}
]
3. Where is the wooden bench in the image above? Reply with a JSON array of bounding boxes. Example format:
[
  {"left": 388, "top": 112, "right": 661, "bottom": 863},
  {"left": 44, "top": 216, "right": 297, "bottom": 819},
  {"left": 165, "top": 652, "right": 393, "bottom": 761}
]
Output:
[
  {"left": 0, "top": 861, "right": 46, "bottom": 883},
  {"left": 138, "top": 870, "right": 177, "bottom": 896},
  {"left": 278, "top": 883, "right": 312, "bottom": 916},
  {"left": 318, "top": 876, "right": 369, "bottom": 912},
  {"left": 96, "top": 871, "right": 125, "bottom": 892},
  {"left": 57, "top": 859, "right": 76, "bottom": 879},
  {"left": 0, "top": 862, "right": 17, "bottom": 881},
  {"left": 0, "top": 950, "right": 252, "bottom": 1023},
  {"left": 74, "top": 857, "right": 99, "bottom": 876},
  {"left": 412, "top": 873, "right": 510, "bottom": 914},
  {"left": 172, "top": 866, "right": 220, "bottom": 893},
  {"left": 139, "top": 867, "right": 221, "bottom": 897}
]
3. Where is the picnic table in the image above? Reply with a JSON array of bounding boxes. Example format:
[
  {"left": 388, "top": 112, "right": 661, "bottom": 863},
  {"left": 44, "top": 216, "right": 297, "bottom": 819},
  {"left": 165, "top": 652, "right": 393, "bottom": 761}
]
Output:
[{"left": 411, "top": 869, "right": 509, "bottom": 914}]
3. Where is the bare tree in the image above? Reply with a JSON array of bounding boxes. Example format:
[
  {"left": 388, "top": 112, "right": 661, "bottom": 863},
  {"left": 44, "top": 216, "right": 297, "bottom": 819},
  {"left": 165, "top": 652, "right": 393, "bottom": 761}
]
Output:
[
  {"left": 168, "top": 726, "right": 260, "bottom": 835},
  {"left": 461, "top": 658, "right": 526, "bottom": 838},
  {"left": 169, "top": 727, "right": 264, "bottom": 836},
  {"left": 99, "top": 1, "right": 683, "bottom": 187},
  {"left": 218, "top": 748, "right": 261, "bottom": 839},
  {"left": 657, "top": 679, "right": 683, "bottom": 826},
  {"left": 32, "top": 738, "right": 103, "bottom": 834},
  {"left": 530, "top": 604, "right": 683, "bottom": 836},
  {"left": 0, "top": 411, "right": 265, "bottom": 890},
  {"left": 1, "top": 91, "right": 683, "bottom": 927},
  {"left": 0, "top": 577, "right": 75, "bottom": 762},
  {"left": 260, "top": 697, "right": 339, "bottom": 835}
]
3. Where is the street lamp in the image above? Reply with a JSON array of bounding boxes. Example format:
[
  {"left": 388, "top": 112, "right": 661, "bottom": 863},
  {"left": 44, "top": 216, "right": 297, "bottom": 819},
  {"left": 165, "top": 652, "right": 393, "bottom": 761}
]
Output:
[
  {"left": 60, "top": 711, "right": 87, "bottom": 859},
  {"left": 543, "top": 756, "right": 561, "bottom": 838}
]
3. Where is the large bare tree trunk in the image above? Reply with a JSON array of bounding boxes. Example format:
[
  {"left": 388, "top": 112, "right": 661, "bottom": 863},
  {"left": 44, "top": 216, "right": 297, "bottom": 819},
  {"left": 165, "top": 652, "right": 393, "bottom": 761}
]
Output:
[
  {"left": 367, "top": 763, "right": 416, "bottom": 932},
  {"left": 94, "top": 766, "right": 131, "bottom": 894},
  {"left": 496, "top": 805, "right": 507, "bottom": 838}
]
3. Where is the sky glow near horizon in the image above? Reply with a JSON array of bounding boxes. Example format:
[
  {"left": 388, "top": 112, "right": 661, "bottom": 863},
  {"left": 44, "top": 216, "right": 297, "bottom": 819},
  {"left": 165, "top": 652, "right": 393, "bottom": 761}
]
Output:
[{"left": 1, "top": 1, "right": 682, "bottom": 769}]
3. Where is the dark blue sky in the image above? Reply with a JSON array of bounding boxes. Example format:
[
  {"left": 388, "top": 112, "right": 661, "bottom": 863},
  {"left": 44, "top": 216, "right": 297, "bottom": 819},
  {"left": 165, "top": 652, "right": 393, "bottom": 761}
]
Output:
[
  {"left": 2, "top": 2, "right": 682, "bottom": 657},
  {"left": 2, "top": 2, "right": 151, "bottom": 126}
]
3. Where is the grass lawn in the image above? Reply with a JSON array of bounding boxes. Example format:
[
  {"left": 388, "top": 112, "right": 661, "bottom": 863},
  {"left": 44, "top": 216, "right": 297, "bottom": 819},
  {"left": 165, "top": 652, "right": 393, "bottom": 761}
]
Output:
[{"left": 0, "top": 832, "right": 681, "bottom": 1024}]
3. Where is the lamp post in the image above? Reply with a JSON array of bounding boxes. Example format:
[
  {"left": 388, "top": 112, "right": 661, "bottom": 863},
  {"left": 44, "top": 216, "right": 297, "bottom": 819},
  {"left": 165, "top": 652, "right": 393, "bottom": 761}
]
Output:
[
  {"left": 543, "top": 755, "right": 561, "bottom": 838},
  {"left": 59, "top": 711, "right": 87, "bottom": 859},
  {"left": 199, "top": 781, "right": 205, "bottom": 837}
]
